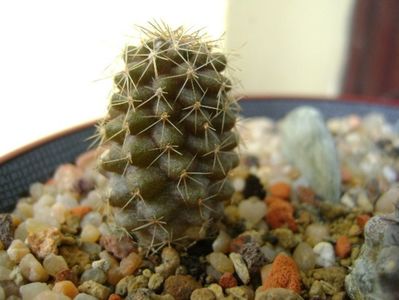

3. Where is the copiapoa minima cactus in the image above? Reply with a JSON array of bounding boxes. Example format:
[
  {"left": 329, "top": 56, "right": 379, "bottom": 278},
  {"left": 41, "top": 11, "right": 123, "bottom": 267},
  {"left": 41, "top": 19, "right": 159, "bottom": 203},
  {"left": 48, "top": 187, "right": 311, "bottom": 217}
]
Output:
[{"left": 97, "top": 22, "right": 240, "bottom": 251}]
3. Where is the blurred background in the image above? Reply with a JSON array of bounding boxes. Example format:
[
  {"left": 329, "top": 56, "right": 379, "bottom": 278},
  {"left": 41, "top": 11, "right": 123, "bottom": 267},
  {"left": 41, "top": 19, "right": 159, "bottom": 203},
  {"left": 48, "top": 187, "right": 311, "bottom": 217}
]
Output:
[{"left": 1, "top": 0, "right": 398, "bottom": 156}]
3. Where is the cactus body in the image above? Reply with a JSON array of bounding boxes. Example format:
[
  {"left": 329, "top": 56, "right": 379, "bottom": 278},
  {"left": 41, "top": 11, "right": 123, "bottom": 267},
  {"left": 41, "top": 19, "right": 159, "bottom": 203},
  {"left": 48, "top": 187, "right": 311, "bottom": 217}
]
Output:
[{"left": 99, "top": 23, "right": 239, "bottom": 250}]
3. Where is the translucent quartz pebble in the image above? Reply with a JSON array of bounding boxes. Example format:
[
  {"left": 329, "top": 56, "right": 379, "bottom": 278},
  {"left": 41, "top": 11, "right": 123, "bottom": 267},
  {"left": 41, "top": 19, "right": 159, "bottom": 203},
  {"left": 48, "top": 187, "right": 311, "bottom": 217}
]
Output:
[
  {"left": 280, "top": 106, "right": 340, "bottom": 202},
  {"left": 7, "top": 239, "right": 30, "bottom": 263},
  {"left": 19, "top": 253, "right": 49, "bottom": 282},
  {"left": 43, "top": 254, "right": 68, "bottom": 276},
  {"left": 20, "top": 282, "right": 49, "bottom": 300}
]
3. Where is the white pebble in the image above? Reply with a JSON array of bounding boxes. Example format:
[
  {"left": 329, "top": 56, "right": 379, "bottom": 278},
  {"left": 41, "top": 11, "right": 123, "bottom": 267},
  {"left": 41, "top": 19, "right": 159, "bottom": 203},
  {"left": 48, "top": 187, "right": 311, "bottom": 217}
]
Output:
[
  {"left": 313, "top": 242, "right": 335, "bottom": 267},
  {"left": 212, "top": 230, "right": 231, "bottom": 253},
  {"left": 50, "top": 203, "right": 68, "bottom": 224},
  {"left": 56, "top": 193, "right": 79, "bottom": 208},
  {"left": 0, "top": 266, "right": 11, "bottom": 280},
  {"left": 19, "top": 253, "right": 49, "bottom": 282},
  {"left": 74, "top": 293, "right": 99, "bottom": 300},
  {"left": 81, "top": 212, "right": 103, "bottom": 227},
  {"left": 238, "top": 197, "right": 266, "bottom": 227},
  {"left": 232, "top": 178, "right": 245, "bottom": 192},
  {"left": 229, "top": 253, "right": 250, "bottom": 284},
  {"left": 7, "top": 239, "right": 30, "bottom": 263},
  {"left": 20, "top": 282, "right": 49, "bottom": 300},
  {"left": 207, "top": 252, "right": 234, "bottom": 274},
  {"left": 43, "top": 254, "right": 68, "bottom": 276},
  {"left": 80, "top": 224, "right": 101, "bottom": 243},
  {"left": 341, "top": 193, "right": 355, "bottom": 208},
  {"left": 33, "top": 290, "right": 70, "bottom": 300},
  {"left": 383, "top": 166, "right": 397, "bottom": 183},
  {"left": 375, "top": 186, "right": 399, "bottom": 214},
  {"left": 36, "top": 194, "right": 55, "bottom": 207}
]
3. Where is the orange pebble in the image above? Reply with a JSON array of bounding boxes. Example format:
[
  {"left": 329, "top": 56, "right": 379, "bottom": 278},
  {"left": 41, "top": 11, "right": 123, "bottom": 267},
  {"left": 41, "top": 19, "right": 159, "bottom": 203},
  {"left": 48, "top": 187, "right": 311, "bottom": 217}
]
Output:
[
  {"left": 108, "top": 294, "right": 122, "bottom": 300},
  {"left": 53, "top": 280, "right": 79, "bottom": 298},
  {"left": 356, "top": 214, "right": 370, "bottom": 230},
  {"left": 265, "top": 198, "right": 297, "bottom": 231},
  {"left": 269, "top": 182, "right": 291, "bottom": 199},
  {"left": 335, "top": 235, "right": 351, "bottom": 258},
  {"left": 219, "top": 272, "right": 237, "bottom": 289},
  {"left": 119, "top": 252, "right": 142, "bottom": 276},
  {"left": 263, "top": 254, "right": 301, "bottom": 293},
  {"left": 70, "top": 206, "right": 92, "bottom": 218}
]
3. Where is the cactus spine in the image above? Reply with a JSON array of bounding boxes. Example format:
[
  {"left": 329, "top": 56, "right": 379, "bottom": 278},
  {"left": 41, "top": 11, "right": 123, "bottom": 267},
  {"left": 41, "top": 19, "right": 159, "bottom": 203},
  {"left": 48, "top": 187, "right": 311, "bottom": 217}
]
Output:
[{"left": 98, "top": 22, "right": 239, "bottom": 251}]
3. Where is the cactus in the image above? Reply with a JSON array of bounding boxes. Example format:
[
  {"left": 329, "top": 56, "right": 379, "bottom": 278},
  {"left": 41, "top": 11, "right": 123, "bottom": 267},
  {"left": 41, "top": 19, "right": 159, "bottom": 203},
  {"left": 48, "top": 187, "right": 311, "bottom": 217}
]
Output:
[{"left": 97, "top": 22, "right": 240, "bottom": 251}]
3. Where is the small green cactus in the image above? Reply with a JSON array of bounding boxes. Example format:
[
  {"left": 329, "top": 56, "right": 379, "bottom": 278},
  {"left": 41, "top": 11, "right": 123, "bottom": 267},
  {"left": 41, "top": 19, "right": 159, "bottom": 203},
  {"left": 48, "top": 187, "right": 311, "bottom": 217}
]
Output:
[{"left": 98, "top": 22, "right": 240, "bottom": 250}]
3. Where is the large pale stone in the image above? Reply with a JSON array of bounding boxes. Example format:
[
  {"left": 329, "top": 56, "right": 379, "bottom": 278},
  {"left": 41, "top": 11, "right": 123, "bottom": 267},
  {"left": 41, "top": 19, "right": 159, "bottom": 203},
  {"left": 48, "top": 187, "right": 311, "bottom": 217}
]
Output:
[{"left": 280, "top": 106, "right": 340, "bottom": 202}]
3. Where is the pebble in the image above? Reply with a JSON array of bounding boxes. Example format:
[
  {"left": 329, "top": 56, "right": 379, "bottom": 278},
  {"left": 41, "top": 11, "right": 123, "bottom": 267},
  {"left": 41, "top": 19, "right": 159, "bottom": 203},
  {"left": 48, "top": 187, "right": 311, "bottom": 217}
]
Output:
[
  {"left": 32, "top": 290, "right": 71, "bottom": 300},
  {"left": 155, "top": 247, "right": 180, "bottom": 277},
  {"left": 6, "top": 239, "right": 30, "bottom": 263},
  {"left": 20, "top": 282, "right": 49, "bottom": 300},
  {"left": 27, "top": 227, "right": 62, "bottom": 259},
  {"left": 219, "top": 272, "right": 237, "bottom": 289},
  {"left": 59, "top": 246, "right": 91, "bottom": 269},
  {"left": 292, "top": 242, "right": 315, "bottom": 272},
  {"left": 273, "top": 228, "right": 297, "bottom": 249},
  {"left": 305, "top": 224, "right": 330, "bottom": 247},
  {"left": 80, "top": 211, "right": 103, "bottom": 227},
  {"left": 0, "top": 214, "right": 14, "bottom": 250},
  {"left": 255, "top": 288, "right": 303, "bottom": 300},
  {"left": 148, "top": 273, "right": 164, "bottom": 290},
  {"left": 191, "top": 288, "right": 216, "bottom": 300},
  {"left": 91, "top": 259, "right": 111, "bottom": 272},
  {"left": 375, "top": 186, "right": 399, "bottom": 214},
  {"left": 335, "top": 236, "right": 351, "bottom": 258},
  {"left": 226, "top": 286, "right": 254, "bottom": 299},
  {"left": 78, "top": 280, "right": 111, "bottom": 300},
  {"left": 80, "top": 268, "right": 107, "bottom": 284},
  {"left": 163, "top": 275, "right": 201, "bottom": 300},
  {"left": 74, "top": 293, "right": 98, "bottom": 300},
  {"left": 53, "top": 280, "right": 79, "bottom": 298},
  {"left": 229, "top": 252, "right": 250, "bottom": 284},
  {"left": 260, "top": 264, "right": 273, "bottom": 283},
  {"left": 119, "top": 251, "right": 142, "bottom": 276},
  {"left": 80, "top": 224, "right": 101, "bottom": 243},
  {"left": 19, "top": 253, "right": 49, "bottom": 282},
  {"left": 0, "top": 286, "right": 4, "bottom": 300},
  {"left": 42, "top": 254, "right": 69, "bottom": 276},
  {"left": 212, "top": 230, "right": 231, "bottom": 253},
  {"left": 207, "top": 252, "right": 235, "bottom": 274},
  {"left": 313, "top": 242, "right": 336, "bottom": 267},
  {"left": 0, "top": 251, "right": 14, "bottom": 269},
  {"left": 238, "top": 197, "right": 267, "bottom": 228},
  {"left": 99, "top": 234, "right": 136, "bottom": 259},
  {"left": 240, "top": 241, "right": 267, "bottom": 273}
]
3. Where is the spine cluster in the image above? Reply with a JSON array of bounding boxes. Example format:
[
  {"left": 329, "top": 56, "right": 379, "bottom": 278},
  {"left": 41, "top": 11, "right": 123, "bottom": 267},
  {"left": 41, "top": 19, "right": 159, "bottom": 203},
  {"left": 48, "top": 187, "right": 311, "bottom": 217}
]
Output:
[{"left": 98, "top": 23, "right": 239, "bottom": 250}]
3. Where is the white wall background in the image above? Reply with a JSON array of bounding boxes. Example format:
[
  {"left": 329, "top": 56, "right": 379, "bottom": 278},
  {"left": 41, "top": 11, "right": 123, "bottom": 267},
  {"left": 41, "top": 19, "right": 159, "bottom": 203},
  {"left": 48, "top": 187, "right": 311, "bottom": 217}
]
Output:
[
  {"left": 0, "top": 0, "right": 227, "bottom": 156},
  {"left": 225, "top": 0, "right": 355, "bottom": 97},
  {"left": 0, "top": 0, "right": 355, "bottom": 156}
]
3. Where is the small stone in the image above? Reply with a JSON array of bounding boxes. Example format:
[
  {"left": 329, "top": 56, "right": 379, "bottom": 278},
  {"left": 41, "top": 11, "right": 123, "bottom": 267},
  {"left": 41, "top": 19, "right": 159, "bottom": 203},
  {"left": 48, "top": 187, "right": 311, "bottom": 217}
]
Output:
[
  {"left": 269, "top": 182, "right": 291, "bottom": 199},
  {"left": 6, "top": 239, "right": 30, "bottom": 263},
  {"left": 80, "top": 224, "right": 101, "bottom": 243},
  {"left": 0, "top": 286, "right": 4, "bottom": 300},
  {"left": 229, "top": 252, "right": 250, "bottom": 284},
  {"left": 126, "top": 275, "right": 149, "bottom": 294},
  {"left": 0, "top": 251, "right": 14, "bottom": 269},
  {"left": 293, "top": 242, "right": 315, "bottom": 272},
  {"left": 53, "top": 280, "right": 79, "bottom": 298},
  {"left": 207, "top": 284, "right": 224, "bottom": 299},
  {"left": 91, "top": 259, "right": 111, "bottom": 272},
  {"left": 19, "top": 282, "right": 50, "bottom": 300},
  {"left": 0, "top": 214, "right": 14, "bottom": 249},
  {"left": 163, "top": 275, "right": 201, "bottom": 300},
  {"left": 70, "top": 206, "right": 92, "bottom": 219},
  {"left": 219, "top": 272, "right": 237, "bottom": 289},
  {"left": 19, "top": 253, "right": 49, "bottom": 282},
  {"left": 53, "top": 164, "right": 82, "bottom": 192},
  {"left": 155, "top": 247, "right": 180, "bottom": 278},
  {"left": 74, "top": 293, "right": 98, "bottom": 300},
  {"left": 31, "top": 290, "right": 70, "bottom": 300},
  {"left": 191, "top": 288, "right": 216, "bottom": 300},
  {"left": 238, "top": 197, "right": 266, "bottom": 228},
  {"left": 78, "top": 280, "right": 111, "bottom": 300},
  {"left": 255, "top": 288, "right": 303, "bottom": 300},
  {"left": 348, "top": 224, "right": 362, "bottom": 237},
  {"left": 313, "top": 242, "right": 336, "bottom": 267},
  {"left": 80, "top": 268, "right": 107, "bottom": 284},
  {"left": 80, "top": 211, "right": 102, "bottom": 228},
  {"left": 43, "top": 254, "right": 69, "bottom": 276},
  {"left": 272, "top": 228, "right": 297, "bottom": 249},
  {"left": 308, "top": 280, "right": 324, "bottom": 298},
  {"left": 280, "top": 106, "right": 341, "bottom": 202},
  {"left": 99, "top": 234, "right": 136, "bottom": 259},
  {"left": 305, "top": 224, "right": 330, "bottom": 247},
  {"left": 29, "top": 182, "right": 44, "bottom": 199},
  {"left": 240, "top": 241, "right": 267, "bottom": 273},
  {"left": 356, "top": 214, "right": 371, "bottom": 230},
  {"left": 27, "top": 227, "right": 62, "bottom": 259},
  {"left": 212, "top": 230, "right": 231, "bottom": 254},
  {"left": 59, "top": 246, "right": 91, "bottom": 269},
  {"left": 225, "top": 286, "right": 254, "bottom": 299},
  {"left": 335, "top": 236, "right": 351, "bottom": 258},
  {"left": 119, "top": 251, "right": 142, "bottom": 276},
  {"left": 260, "top": 264, "right": 273, "bottom": 283},
  {"left": 148, "top": 273, "right": 164, "bottom": 290},
  {"left": 54, "top": 268, "right": 78, "bottom": 284},
  {"left": 207, "top": 252, "right": 234, "bottom": 274},
  {"left": 375, "top": 186, "right": 399, "bottom": 214}
]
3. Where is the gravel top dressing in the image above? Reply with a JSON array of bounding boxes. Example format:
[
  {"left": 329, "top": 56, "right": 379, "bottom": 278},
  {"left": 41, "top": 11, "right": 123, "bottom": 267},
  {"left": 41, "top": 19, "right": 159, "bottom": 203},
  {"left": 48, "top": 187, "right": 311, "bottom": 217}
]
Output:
[{"left": 1, "top": 111, "right": 399, "bottom": 300}]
